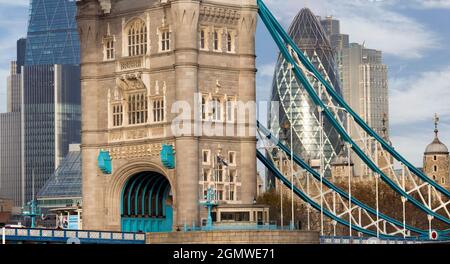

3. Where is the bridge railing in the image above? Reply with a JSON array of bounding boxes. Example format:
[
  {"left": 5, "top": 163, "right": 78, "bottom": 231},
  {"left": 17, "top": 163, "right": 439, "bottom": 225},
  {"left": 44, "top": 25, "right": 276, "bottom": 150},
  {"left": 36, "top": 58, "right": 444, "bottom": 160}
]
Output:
[
  {"left": 183, "top": 224, "right": 279, "bottom": 232},
  {"left": 3, "top": 227, "right": 146, "bottom": 244},
  {"left": 320, "top": 236, "right": 435, "bottom": 244}
]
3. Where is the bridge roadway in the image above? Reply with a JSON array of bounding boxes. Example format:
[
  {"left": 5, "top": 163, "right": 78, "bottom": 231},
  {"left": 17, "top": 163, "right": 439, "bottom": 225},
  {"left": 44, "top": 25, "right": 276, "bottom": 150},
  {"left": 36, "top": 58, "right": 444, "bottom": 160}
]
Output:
[
  {"left": 1, "top": 227, "right": 442, "bottom": 244},
  {"left": 1, "top": 227, "right": 146, "bottom": 244}
]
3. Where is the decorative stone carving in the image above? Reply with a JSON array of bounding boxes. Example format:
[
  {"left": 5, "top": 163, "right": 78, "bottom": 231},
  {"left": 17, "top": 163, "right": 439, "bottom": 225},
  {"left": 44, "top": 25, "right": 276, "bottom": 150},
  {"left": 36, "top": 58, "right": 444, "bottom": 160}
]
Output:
[
  {"left": 200, "top": 6, "right": 240, "bottom": 25},
  {"left": 108, "top": 143, "right": 175, "bottom": 160},
  {"left": 98, "top": 0, "right": 111, "bottom": 14},
  {"left": 116, "top": 73, "right": 146, "bottom": 92}
]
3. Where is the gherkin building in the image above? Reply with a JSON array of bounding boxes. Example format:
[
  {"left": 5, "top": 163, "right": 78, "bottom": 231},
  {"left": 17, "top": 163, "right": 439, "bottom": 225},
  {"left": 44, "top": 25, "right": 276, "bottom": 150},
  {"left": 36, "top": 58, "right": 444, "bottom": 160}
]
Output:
[{"left": 268, "top": 8, "right": 343, "bottom": 178}]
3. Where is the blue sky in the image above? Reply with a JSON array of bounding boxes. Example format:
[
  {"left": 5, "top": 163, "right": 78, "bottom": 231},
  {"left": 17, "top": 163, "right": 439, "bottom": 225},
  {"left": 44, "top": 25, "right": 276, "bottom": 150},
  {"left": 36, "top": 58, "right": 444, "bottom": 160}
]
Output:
[{"left": 0, "top": 0, "right": 450, "bottom": 166}]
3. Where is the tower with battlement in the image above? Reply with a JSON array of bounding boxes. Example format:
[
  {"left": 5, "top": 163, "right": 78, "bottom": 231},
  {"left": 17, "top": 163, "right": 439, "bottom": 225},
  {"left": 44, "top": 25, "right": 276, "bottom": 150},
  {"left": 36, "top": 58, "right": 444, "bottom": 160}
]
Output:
[{"left": 77, "top": 0, "right": 261, "bottom": 232}]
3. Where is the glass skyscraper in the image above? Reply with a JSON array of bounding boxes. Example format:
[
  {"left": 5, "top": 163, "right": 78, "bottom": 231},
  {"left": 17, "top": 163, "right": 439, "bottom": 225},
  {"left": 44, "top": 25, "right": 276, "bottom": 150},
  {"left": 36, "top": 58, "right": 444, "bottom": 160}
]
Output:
[
  {"left": 269, "top": 8, "right": 343, "bottom": 178},
  {"left": 0, "top": 40, "right": 26, "bottom": 207},
  {"left": 25, "top": 0, "right": 80, "bottom": 65},
  {"left": 22, "top": 0, "right": 81, "bottom": 204}
]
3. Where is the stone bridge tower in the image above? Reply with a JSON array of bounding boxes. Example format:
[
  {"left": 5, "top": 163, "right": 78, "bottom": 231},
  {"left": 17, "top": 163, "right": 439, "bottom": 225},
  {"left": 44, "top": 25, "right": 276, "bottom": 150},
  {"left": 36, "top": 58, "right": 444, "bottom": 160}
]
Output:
[{"left": 77, "top": 0, "right": 259, "bottom": 232}]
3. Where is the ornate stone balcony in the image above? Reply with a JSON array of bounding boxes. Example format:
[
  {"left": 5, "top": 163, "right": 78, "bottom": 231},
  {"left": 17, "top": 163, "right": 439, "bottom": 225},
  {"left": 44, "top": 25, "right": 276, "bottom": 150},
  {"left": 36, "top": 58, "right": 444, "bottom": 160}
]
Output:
[{"left": 116, "top": 55, "right": 149, "bottom": 72}]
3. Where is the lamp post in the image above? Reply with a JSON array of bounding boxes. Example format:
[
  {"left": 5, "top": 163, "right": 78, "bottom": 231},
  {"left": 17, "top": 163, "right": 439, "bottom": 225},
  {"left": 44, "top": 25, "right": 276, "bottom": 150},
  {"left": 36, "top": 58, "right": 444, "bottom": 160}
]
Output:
[
  {"left": 22, "top": 170, "right": 40, "bottom": 228},
  {"left": 201, "top": 187, "right": 218, "bottom": 230}
]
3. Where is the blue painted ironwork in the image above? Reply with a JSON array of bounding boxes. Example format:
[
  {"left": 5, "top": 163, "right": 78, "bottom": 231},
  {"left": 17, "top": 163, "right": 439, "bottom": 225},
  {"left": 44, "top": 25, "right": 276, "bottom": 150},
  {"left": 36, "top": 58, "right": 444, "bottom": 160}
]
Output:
[
  {"left": 121, "top": 172, "right": 173, "bottom": 233},
  {"left": 22, "top": 200, "right": 40, "bottom": 228},
  {"left": 155, "top": 180, "right": 169, "bottom": 217},
  {"left": 200, "top": 187, "right": 218, "bottom": 230},
  {"left": 259, "top": 0, "right": 450, "bottom": 200},
  {"left": 257, "top": 122, "right": 429, "bottom": 236},
  {"left": 140, "top": 176, "right": 160, "bottom": 216},
  {"left": 161, "top": 144, "right": 175, "bottom": 169},
  {"left": 98, "top": 150, "right": 112, "bottom": 174},
  {"left": 148, "top": 176, "right": 166, "bottom": 217},
  {"left": 257, "top": 1, "right": 450, "bottom": 228},
  {"left": 3, "top": 228, "right": 145, "bottom": 244}
]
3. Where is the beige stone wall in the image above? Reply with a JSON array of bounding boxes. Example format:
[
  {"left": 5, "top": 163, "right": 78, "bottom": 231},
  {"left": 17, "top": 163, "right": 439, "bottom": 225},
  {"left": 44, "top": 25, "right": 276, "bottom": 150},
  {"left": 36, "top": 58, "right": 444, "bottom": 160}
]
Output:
[
  {"left": 424, "top": 154, "right": 449, "bottom": 187},
  {"left": 147, "top": 230, "right": 320, "bottom": 244},
  {"left": 77, "top": 0, "right": 258, "bottom": 231}
]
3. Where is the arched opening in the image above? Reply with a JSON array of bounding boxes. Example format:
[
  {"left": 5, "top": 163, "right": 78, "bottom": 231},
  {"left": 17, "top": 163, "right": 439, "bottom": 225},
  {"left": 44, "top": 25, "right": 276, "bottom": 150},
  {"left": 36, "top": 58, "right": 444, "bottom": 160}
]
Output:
[{"left": 121, "top": 171, "right": 173, "bottom": 233}]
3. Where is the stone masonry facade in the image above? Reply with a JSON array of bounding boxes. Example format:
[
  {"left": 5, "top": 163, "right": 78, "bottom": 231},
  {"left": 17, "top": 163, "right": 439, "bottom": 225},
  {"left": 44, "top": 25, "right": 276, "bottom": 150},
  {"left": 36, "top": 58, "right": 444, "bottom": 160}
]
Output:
[{"left": 77, "top": 0, "right": 258, "bottom": 231}]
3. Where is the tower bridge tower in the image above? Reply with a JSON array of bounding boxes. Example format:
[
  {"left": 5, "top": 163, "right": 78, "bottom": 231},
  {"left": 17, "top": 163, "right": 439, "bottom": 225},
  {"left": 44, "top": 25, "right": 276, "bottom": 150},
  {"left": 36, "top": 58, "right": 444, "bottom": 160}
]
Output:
[{"left": 76, "top": 0, "right": 259, "bottom": 232}]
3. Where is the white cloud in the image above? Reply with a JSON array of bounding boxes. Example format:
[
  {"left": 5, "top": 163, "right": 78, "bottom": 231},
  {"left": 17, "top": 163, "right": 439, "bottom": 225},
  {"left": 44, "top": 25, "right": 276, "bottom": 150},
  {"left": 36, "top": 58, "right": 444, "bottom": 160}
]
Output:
[
  {"left": 258, "top": 62, "right": 276, "bottom": 78},
  {"left": 390, "top": 66, "right": 450, "bottom": 126},
  {"left": 416, "top": 0, "right": 450, "bottom": 9},
  {"left": 264, "top": 0, "right": 440, "bottom": 59},
  {"left": 391, "top": 122, "right": 450, "bottom": 166}
]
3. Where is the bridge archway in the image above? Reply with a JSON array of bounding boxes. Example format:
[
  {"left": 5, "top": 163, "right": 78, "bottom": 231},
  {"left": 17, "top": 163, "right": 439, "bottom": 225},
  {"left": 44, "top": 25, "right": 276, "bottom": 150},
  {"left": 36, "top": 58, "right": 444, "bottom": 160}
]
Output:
[{"left": 121, "top": 171, "right": 173, "bottom": 233}]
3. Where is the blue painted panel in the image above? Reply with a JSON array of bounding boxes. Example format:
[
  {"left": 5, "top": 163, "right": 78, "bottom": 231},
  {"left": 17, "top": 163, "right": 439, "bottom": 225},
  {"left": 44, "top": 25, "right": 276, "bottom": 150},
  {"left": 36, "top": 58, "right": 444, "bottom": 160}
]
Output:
[
  {"left": 121, "top": 212, "right": 173, "bottom": 233},
  {"left": 98, "top": 150, "right": 112, "bottom": 174},
  {"left": 161, "top": 144, "right": 175, "bottom": 169}
]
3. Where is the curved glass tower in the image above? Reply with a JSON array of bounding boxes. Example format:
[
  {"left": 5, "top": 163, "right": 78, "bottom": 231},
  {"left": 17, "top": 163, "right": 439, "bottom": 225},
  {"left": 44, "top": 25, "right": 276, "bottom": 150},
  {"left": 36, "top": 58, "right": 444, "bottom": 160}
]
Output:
[{"left": 269, "top": 8, "right": 343, "bottom": 177}]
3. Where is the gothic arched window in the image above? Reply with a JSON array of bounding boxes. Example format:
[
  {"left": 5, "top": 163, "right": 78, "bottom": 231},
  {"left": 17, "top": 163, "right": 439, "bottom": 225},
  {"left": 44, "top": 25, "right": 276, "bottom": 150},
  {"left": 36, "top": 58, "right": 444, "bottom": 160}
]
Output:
[{"left": 128, "top": 19, "right": 148, "bottom": 56}]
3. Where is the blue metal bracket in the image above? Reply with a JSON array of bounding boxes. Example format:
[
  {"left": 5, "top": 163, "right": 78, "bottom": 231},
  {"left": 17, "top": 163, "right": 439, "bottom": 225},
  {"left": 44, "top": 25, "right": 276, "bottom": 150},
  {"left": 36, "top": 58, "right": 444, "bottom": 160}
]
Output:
[
  {"left": 161, "top": 144, "right": 175, "bottom": 169},
  {"left": 98, "top": 150, "right": 112, "bottom": 174}
]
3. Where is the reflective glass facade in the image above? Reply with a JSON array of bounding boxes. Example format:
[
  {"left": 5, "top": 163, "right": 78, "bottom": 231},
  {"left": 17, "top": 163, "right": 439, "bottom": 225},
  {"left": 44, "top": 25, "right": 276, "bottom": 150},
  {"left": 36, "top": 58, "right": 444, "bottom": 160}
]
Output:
[
  {"left": 22, "top": 65, "right": 81, "bottom": 204},
  {"left": 37, "top": 145, "right": 81, "bottom": 201},
  {"left": 269, "top": 8, "right": 343, "bottom": 177},
  {"left": 0, "top": 113, "right": 22, "bottom": 207},
  {"left": 25, "top": 0, "right": 80, "bottom": 65},
  {"left": 22, "top": 0, "right": 81, "bottom": 205}
]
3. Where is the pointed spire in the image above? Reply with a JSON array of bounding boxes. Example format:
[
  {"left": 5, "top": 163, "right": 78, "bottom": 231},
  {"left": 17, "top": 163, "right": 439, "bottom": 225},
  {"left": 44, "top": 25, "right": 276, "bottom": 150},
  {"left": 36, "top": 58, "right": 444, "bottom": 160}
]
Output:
[{"left": 434, "top": 113, "right": 440, "bottom": 138}]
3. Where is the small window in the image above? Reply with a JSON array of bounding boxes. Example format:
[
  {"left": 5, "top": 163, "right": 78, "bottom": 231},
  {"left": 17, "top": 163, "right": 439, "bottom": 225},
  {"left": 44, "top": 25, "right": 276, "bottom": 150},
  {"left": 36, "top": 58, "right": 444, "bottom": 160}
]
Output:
[
  {"left": 200, "top": 29, "right": 207, "bottom": 50},
  {"left": 229, "top": 170, "right": 237, "bottom": 183},
  {"left": 218, "top": 190, "right": 224, "bottom": 201},
  {"left": 228, "top": 151, "right": 236, "bottom": 165},
  {"left": 152, "top": 98, "right": 165, "bottom": 123},
  {"left": 226, "top": 98, "right": 235, "bottom": 122},
  {"left": 202, "top": 150, "right": 210, "bottom": 165},
  {"left": 226, "top": 32, "right": 235, "bottom": 53},
  {"left": 112, "top": 103, "right": 123, "bottom": 127},
  {"left": 442, "top": 178, "right": 446, "bottom": 184},
  {"left": 202, "top": 168, "right": 210, "bottom": 182},
  {"left": 202, "top": 96, "right": 208, "bottom": 120},
  {"left": 211, "top": 97, "right": 222, "bottom": 122},
  {"left": 216, "top": 164, "right": 224, "bottom": 182},
  {"left": 160, "top": 30, "right": 171, "bottom": 52},
  {"left": 434, "top": 165, "right": 438, "bottom": 172},
  {"left": 104, "top": 38, "right": 115, "bottom": 60},
  {"left": 434, "top": 155, "right": 437, "bottom": 161},
  {"left": 213, "top": 30, "right": 220, "bottom": 51}
]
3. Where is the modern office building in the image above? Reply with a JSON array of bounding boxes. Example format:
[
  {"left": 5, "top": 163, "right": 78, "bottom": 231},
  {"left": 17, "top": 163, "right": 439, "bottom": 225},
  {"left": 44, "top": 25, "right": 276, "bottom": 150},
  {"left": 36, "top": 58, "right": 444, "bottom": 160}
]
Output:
[
  {"left": 25, "top": 0, "right": 80, "bottom": 66},
  {"left": 320, "top": 17, "right": 390, "bottom": 178},
  {"left": 37, "top": 144, "right": 82, "bottom": 209},
  {"left": 7, "top": 62, "right": 22, "bottom": 113},
  {"left": 21, "top": 0, "right": 81, "bottom": 204},
  {"left": 16, "top": 38, "right": 27, "bottom": 74},
  {"left": 269, "top": 8, "right": 343, "bottom": 179},
  {"left": 0, "top": 39, "right": 26, "bottom": 208},
  {"left": 37, "top": 143, "right": 82, "bottom": 229},
  {"left": 0, "top": 112, "right": 22, "bottom": 207}
]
